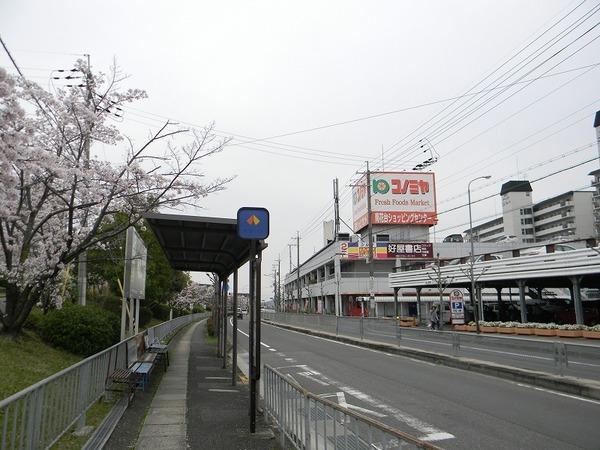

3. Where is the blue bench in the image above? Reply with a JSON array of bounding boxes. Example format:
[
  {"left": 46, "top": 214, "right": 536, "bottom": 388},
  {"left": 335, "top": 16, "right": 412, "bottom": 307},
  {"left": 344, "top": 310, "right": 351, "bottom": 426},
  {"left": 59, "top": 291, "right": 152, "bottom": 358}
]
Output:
[{"left": 131, "top": 361, "right": 154, "bottom": 391}]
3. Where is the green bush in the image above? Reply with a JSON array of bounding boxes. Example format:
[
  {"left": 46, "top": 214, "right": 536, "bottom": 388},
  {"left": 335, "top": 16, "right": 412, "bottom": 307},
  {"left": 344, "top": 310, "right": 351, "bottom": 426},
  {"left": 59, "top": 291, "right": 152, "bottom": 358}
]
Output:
[
  {"left": 39, "top": 305, "right": 120, "bottom": 356},
  {"left": 206, "top": 317, "right": 215, "bottom": 336},
  {"left": 149, "top": 302, "right": 170, "bottom": 321},
  {"left": 88, "top": 292, "right": 122, "bottom": 317},
  {"left": 139, "top": 306, "right": 153, "bottom": 327},
  {"left": 192, "top": 305, "right": 205, "bottom": 313},
  {"left": 24, "top": 307, "right": 45, "bottom": 333}
]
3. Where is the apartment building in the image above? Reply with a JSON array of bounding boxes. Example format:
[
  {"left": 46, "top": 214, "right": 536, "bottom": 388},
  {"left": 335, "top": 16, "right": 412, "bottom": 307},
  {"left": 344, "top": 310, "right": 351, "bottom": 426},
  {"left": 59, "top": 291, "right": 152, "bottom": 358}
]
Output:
[{"left": 465, "top": 180, "right": 593, "bottom": 243}]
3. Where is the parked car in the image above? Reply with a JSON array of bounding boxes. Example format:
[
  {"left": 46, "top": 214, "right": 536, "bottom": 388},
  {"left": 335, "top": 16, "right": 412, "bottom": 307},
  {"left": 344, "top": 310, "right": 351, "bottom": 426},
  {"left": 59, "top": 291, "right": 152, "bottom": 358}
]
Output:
[
  {"left": 520, "top": 244, "right": 576, "bottom": 256},
  {"left": 237, "top": 308, "right": 244, "bottom": 319},
  {"left": 443, "top": 234, "right": 464, "bottom": 243}
]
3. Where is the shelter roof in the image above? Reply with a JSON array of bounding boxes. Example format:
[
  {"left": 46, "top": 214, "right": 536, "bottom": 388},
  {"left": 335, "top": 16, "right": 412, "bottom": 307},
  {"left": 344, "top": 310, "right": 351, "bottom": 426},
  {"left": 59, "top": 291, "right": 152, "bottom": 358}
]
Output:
[{"left": 144, "top": 212, "right": 265, "bottom": 278}]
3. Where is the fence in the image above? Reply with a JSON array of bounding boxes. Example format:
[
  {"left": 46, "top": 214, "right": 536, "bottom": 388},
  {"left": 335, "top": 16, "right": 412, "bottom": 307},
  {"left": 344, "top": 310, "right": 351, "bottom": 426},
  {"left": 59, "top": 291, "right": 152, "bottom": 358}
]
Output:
[
  {"left": 264, "top": 365, "right": 439, "bottom": 450},
  {"left": 262, "top": 312, "right": 600, "bottom": 381},
  {"left": 0, "top": 312, "right": 206, "bottom": 450}
]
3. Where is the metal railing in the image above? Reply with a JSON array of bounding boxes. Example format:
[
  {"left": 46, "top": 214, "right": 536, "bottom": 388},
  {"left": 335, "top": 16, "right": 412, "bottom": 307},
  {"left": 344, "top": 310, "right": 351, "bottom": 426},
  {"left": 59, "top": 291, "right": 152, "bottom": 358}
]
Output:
[
  {"left": 0, "top": 312, "right": 206, "bottom": 450},
  {"left": 262, "top": 312, "right": 600, "bottom": 381},
  {"left": 264, "top": 365, "right": 439, "bottom": 450}
]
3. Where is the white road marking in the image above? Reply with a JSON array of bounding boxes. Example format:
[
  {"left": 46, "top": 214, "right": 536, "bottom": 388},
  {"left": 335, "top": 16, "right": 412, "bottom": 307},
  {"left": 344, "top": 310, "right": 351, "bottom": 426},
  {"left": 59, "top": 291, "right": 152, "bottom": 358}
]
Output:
[
  {"left": 336, "top": 392, "right": 349, "bottom": 408},
  {"left": 269, "top": 348, "right": 277, "bottom": 351},
  {"left": 284, "top": 358, "right": 296, "bottom": 362},
  {"left": 297, "top": 370, "right": 330, "bottom": 386},
  {"left": 286, "top": 373, "right": 301, "bottom": 385},
  {"left": 232, "top": 321, "right": 270, "bottom": 347},
  {"left": 208, "top": 389, "right": 239, "bottom": 393},
  {"left": 276, "top": 364, "right": 309, "bottom": 370},
  {"left": 516, "top": 383, "right": 600, "bottom": 405},
  {"left": 291, "top": 364, "right": 454, "bottom": 442},
  {"left": 346, "top": 404, "right": 388, "bottom": 418},
  {"left": 205, "top": 376, "right": 230, "bottom": 380}
]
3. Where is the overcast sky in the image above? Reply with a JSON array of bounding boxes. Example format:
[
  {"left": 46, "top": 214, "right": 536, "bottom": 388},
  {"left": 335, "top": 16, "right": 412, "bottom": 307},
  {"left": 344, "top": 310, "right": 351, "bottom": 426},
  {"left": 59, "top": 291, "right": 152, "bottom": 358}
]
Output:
[{"left": 2, "top": 0, "right": 600, "bottom": 297}]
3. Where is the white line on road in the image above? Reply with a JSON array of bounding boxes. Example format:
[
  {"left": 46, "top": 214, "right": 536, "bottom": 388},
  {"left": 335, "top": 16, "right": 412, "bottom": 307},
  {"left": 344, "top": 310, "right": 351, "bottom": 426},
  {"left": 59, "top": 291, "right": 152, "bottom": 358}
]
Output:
[
  {"left": 205, "top": 377, "right": 230, "bottom": 380},
  {"left": 290, "top": 364, "right": 454, "bottom": 442},
  {"left": 208, "top": 389, "right": 239, "bottom": 393},
  {"left": 516, "top": 383, "right": 600, "bottom": 405},
  {"left": 336, "top": 392, "right": 348, "bottom": 408},
  {"left": 232, "top": 319, "right": 270, "bottom": 347}
]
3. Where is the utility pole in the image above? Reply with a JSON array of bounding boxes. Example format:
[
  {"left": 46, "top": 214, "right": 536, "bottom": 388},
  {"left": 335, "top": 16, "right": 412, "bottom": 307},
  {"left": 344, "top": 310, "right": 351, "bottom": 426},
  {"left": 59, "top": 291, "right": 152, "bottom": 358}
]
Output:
[
  {"left": 366, "top": 161, "right": 375, "bottom": 317},
  {"left": 288, "top": 244, "right": 293, "bottom": 273},
  {"left": 333, "top": 178, "right": 340, "bottom": 240},
  {"left": 276, "top": 256, "right": 281, "bottom": 312},
  {"left": 78, "top": 54, "right": 92, "bottom": 306},
  {"left": 296, "top": 231, "right": 301, "bottom": 311}
]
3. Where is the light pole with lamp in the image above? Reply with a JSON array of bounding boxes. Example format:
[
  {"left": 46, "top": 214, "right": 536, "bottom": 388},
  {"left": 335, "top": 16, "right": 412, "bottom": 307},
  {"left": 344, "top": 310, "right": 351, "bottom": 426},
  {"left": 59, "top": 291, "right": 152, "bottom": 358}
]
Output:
[{"left": 468, "top": 175, "right": 491, "bottom": 334}]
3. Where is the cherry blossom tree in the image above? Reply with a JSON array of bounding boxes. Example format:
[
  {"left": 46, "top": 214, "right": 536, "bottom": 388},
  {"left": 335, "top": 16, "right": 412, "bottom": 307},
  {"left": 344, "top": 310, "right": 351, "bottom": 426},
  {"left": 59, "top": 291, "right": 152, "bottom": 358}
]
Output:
[
  {"left": 171, "top": 281, "right": 214, "bottom": 311},
  {"left": 0, "top": 63, "right": 231, "bottom": 335}
]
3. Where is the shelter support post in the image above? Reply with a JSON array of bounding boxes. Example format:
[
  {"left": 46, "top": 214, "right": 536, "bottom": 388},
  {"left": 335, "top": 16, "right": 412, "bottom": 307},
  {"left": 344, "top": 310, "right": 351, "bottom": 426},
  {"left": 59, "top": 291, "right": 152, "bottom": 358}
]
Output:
[
  {"left": 517, "top": 280, "right": 528, "bottom": 323},
  {"left": 569, "top": 276, "right": 584, "bottom": 325},
  {"left": 215, "top": 276, "right": 221, "bottom": 358},
  {"left": 477, "top": 285, "right": 483, "bottom": 321},
  {"left": 249, "top": 240, "right": 256, "bottom": 433},
  {"left": 222, "top": 277, "right": 227, "bottom": 369},
  {"left": 232, "top": 269, "right": 238, "bottom": 386},
  {"left": 394, "top": 287, "right": 399, "bottom": 319}
]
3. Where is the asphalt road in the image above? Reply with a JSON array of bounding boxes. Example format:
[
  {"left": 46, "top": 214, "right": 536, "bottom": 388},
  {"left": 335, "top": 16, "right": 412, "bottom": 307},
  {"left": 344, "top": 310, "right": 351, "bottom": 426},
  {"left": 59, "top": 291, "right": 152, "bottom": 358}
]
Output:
[
  {"left": 232, "top": 318, "right": 600, "bottom": 450},
  {"left": 264, "top": 314, "right": 600, "bottom": 380}
]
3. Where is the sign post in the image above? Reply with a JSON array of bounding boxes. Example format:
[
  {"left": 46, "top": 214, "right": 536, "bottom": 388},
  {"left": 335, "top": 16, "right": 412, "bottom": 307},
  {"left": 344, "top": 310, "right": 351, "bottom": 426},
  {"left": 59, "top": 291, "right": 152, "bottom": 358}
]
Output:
[
  {"left": 450, "top": 289, "right": 465, "bottom": 325},
  {"left": 237, "top": 207, "right": 269, "bottom": 434}
]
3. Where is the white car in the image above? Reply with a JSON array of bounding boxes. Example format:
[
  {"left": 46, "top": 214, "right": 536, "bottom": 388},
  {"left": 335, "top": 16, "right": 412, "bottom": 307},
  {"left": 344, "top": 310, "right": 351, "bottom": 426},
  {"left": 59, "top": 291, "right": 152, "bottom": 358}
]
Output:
[{"left": 519, "top": 244, "right": 576, "bottom": 256}]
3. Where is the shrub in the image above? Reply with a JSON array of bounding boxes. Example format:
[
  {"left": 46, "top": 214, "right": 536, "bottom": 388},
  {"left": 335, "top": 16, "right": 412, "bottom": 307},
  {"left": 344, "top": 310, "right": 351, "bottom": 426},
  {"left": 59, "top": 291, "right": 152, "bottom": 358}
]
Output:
[
  {"left": 39, "top": 305, "right": 120, "bottom": 356},
  {"left": 206, "top": 317, "right": 215, "bottom": 336},
  {"left": 192, "top": 304, "right": 205, "bottom": 314},
  {"left": 24, "top": 307, "right": 45, "bottom": 333},
  {"left": 150, "top": 302, "right": 170, "bottom": 321},
  {"left": 87, "top": 292, "right": 121, "bottom": 317},
  {"left": 139, "top": 306, "right": 153, "bottom": 327}
]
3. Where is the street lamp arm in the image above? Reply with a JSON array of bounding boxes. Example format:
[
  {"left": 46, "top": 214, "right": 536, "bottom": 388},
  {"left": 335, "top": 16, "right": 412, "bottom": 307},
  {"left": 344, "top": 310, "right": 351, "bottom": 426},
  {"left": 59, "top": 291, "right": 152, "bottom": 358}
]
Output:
[{"left": 467, "top": 175, "right": 491, "bottom": 334}]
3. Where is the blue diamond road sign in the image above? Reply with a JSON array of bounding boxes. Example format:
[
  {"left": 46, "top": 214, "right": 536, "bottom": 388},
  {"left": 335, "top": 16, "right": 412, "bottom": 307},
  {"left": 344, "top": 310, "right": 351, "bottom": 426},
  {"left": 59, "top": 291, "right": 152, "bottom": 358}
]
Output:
[{"left": 237, "top": 207, "right": 270, "bottom": 240}]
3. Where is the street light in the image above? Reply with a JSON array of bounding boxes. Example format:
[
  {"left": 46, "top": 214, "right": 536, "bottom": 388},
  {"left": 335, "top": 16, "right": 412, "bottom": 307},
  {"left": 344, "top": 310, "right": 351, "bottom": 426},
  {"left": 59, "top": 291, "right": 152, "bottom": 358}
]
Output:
[{"left": 468, "top": 175, "right": 491, "bottom": 334}]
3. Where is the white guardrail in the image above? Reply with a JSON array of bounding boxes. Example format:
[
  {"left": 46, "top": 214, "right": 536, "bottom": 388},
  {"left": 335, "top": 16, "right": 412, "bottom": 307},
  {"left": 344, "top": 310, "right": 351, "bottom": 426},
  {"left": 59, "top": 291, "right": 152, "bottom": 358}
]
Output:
[
  {"left": 0, "top": 312, "right": 207, "bottom": 450},
  {"left": 264, "top": 365, "right": 440, "bottom": 450}
]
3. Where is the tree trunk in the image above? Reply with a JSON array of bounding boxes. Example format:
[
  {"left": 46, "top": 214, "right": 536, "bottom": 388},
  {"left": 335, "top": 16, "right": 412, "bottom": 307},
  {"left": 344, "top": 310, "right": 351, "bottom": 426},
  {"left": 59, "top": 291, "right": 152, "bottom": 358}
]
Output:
[{"left": 1, "top": 283, "right": 37, "bottom": 336}]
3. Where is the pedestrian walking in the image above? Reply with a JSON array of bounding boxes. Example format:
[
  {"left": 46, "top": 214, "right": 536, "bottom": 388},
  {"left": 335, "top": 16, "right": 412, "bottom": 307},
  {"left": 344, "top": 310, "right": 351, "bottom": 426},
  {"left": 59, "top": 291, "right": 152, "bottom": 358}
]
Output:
[{"left": 430, "top": 306, "right": 440, "bottom": 331}]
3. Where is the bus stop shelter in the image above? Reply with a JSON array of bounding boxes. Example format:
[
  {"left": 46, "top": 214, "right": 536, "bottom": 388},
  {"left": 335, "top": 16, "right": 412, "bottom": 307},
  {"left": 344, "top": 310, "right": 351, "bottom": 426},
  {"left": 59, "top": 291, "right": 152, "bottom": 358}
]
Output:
[{"left": 144, "top": 212, "right": 266, "bottom": 431}]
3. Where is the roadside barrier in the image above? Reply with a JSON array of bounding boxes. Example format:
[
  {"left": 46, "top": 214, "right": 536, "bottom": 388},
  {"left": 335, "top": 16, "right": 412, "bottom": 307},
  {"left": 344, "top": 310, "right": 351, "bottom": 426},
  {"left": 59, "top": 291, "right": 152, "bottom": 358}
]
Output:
[
  {"left": 0, "top": 313, "right": 206, "bottom": 450},
  {"left": 263, "top": 365, "right": 439, "bottom": 450},
  {"left": 262, "top": 312, "right": 600, "bottom": 381}
]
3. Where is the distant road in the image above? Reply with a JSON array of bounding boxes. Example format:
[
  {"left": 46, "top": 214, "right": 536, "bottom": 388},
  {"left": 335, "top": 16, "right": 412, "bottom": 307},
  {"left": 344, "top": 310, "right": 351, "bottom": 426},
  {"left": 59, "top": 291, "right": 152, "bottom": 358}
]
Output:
[{"left": 234, "top": 318, "right": 600, "bottom": 449}]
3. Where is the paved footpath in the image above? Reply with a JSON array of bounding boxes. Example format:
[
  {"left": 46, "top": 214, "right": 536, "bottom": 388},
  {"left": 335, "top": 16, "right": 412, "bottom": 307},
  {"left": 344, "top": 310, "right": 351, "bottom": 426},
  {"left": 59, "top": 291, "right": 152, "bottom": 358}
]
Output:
[
  {"left": 135, "top": 320, "right": 199, "bottom": 449},
  {"left": 135, "top": 319, "right": 279, "bottom": 449}
]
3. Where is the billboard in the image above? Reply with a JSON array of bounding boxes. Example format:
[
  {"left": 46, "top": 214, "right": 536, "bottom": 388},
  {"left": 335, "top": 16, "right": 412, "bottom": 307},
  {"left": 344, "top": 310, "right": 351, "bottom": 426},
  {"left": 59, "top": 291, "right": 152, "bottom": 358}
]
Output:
[
  {"left": 339, "top": 242, "right": 433, "bottom": 260},
  {"left": 123, "top": 227, "right": 147, "bottom": 299},
  {"left": 352, "top": 172, "right": 437, "bottom": 232}
]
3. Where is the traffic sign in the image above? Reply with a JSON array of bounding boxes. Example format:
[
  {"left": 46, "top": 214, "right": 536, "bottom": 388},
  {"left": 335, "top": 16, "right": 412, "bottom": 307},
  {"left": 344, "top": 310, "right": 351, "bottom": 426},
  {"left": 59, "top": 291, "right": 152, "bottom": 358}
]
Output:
[
  {"left": 449, "top": 289, "right": 465, "bottom": 324},
  {"left": 237, "top": 207, "right": 270, "bottom": 240}
]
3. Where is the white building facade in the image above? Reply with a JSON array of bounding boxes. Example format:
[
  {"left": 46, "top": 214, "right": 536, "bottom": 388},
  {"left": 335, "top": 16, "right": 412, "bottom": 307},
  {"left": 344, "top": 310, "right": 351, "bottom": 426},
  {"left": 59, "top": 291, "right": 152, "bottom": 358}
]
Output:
[{"left": 465, "top": 180, "right": 594, "bottom": 244}]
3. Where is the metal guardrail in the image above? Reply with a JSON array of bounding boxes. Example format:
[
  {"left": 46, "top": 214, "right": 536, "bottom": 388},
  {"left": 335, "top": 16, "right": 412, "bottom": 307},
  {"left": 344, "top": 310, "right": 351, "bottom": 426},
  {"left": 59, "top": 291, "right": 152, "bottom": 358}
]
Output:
[
  {"left": 262, "top": 312, "right": 600, "bottom": 381},
  {"left": 264, "top": 365, "right": 439, "bottom": 450},
  {"left": 0, "top": 312, "right": 206, "bottom": 450}
]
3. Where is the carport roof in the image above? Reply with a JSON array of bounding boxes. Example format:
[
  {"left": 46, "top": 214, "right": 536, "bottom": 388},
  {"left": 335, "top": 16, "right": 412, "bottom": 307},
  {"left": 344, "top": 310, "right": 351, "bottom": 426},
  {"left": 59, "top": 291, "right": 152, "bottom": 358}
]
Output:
[{"left": 144, "top": 212, "right": 265, "bottom": 278}]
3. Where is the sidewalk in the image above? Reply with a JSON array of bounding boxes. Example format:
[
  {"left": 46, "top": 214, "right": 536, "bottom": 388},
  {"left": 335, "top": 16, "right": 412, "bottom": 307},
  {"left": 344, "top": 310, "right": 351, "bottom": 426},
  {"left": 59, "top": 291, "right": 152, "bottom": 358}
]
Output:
[{"left": 134, "top": 319, "right": 278, "bottom": 449}]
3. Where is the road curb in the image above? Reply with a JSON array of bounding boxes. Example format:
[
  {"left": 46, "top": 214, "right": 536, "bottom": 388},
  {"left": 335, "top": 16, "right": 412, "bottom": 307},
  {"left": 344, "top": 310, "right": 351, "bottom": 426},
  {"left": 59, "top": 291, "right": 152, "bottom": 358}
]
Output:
[{"left": 263, "top": 320, "right": 600, "bottom": 401}]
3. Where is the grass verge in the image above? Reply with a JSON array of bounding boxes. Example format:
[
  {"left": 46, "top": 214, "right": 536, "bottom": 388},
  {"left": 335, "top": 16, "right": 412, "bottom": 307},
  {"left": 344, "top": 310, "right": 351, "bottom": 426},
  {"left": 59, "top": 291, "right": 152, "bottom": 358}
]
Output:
[{"left": 0, "top": 330, "right": 81, "bottom": 400}]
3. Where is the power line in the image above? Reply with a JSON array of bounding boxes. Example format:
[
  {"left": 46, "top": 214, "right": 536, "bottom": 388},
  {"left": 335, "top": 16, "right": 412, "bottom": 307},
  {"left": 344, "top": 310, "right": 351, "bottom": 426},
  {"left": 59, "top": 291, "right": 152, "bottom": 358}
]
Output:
[{"left": 381, "top": 3, "right": 600, "bottom": 167}]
